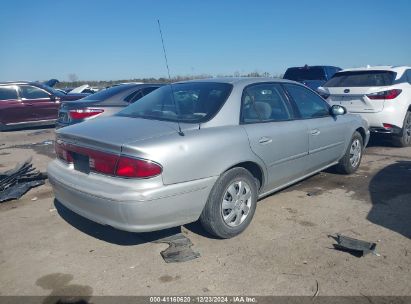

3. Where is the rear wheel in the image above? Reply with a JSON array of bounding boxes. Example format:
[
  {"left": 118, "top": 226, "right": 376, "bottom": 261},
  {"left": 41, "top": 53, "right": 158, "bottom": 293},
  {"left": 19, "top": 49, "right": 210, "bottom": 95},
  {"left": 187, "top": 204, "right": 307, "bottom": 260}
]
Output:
[
  {"left": 200, "top": 167, "right": 257, "bottom": 239},
  {"left": 392, "top": 111, "right": 411, "bottom": 147},
  {"left": 336, "top": 131, "right": 363, "bottom": 174}
]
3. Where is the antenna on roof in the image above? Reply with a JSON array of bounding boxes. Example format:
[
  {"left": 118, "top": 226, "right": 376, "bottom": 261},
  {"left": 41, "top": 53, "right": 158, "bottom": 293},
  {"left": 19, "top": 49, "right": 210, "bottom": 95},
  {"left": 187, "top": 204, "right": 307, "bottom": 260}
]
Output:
[{"left": 157, "top": 19, "right": 184, "bottom": 136}]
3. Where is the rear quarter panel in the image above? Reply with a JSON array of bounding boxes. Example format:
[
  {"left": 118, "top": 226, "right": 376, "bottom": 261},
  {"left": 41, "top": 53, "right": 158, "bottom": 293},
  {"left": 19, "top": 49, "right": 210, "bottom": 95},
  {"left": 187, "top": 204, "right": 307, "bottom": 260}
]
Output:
[{"left": 122, "top": 126, "right": 267, "bottom": 186}]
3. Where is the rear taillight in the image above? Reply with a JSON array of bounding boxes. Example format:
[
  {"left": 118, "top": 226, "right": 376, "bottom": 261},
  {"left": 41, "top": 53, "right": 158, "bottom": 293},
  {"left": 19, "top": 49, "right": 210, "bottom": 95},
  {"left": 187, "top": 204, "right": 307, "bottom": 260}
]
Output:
[
  {"left": 367, "top": 89, "right": 402, "bottom": 100},
  {"left": 383, "top": 123, "right": 394, "bottom": 129},
  {"left": 55, "top": 141, "right": 73, "bottom": 163},
  {"left": 116, "top": 156, "right": 162, "bottom": 178},
  {"left": 55, "top": 141, "right": 162, "bottom": 178},
  {"left": 69, "top": 108, "right": 104, "bottom": 119},
  {"left": 87, "top": 149, "right": 118, "bottom": 175}
]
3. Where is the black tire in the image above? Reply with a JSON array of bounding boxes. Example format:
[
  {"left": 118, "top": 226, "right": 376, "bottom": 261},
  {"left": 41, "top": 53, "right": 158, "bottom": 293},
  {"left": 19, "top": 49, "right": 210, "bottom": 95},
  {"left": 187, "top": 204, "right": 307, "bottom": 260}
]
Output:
[
  {"left": 336, "top": 131, "right": 363, "bottom": 174},
  {"left": 392, "top": 111, "right": 411, "bottom": 147},
  {"left": 200, "top": 167, "right": 258, "bottom": 239}
]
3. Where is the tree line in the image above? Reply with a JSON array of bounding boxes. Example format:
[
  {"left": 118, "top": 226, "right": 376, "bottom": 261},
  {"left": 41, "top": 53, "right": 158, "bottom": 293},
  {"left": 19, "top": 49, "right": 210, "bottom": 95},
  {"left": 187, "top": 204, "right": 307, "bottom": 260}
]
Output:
[{"left": 56, "top": 71, "right": 282, "bottom": 89}]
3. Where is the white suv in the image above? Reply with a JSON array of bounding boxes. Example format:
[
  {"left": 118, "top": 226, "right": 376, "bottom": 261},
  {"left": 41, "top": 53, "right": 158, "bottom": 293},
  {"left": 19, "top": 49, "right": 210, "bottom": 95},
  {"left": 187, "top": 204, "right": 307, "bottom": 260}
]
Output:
[{"left": 318, "top": 66, "right": 411, "bottom": 147}]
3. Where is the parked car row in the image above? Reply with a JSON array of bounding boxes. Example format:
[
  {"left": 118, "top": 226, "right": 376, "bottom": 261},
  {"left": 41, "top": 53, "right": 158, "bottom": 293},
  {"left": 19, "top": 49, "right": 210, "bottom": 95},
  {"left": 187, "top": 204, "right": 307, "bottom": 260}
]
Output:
[
  {"left": 284, "top": 65, "right": 411, "bottom": 147},
  {"left": 0, "top": 81, "right": 88, "bottom": 130},
  {"left": 56, "top": 83, "right": 163, "bottom": 128},
  {"left": 0, "top": 81, "right": 163, "bottom": 130},
  {"left": 319, "top": 66, "right": 411, "bottom": 147},
  {"left": 1, "top": 65, "right": 410, "bottom": 239}
]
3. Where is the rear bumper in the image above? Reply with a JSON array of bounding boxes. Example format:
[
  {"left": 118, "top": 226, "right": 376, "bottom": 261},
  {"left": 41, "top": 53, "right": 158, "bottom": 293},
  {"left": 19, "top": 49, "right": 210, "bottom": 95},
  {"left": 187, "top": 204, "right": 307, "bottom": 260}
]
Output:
[
  {"left": 352, "top": 106, "right": 404, "bottom": 134},
  {"left": 48, "top": 160, "right": 217, "bottom": 232}
]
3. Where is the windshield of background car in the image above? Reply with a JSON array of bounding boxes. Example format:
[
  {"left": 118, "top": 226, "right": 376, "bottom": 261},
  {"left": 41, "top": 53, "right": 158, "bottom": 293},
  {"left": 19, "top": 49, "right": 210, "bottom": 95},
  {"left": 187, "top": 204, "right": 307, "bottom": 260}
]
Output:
[
  {"left": 324, "top": 71, "right": 396, "bottom": 87},
  {"left": 38, "top": 84, "right": 66, "bottom": 97},
  {"left": 81, "top": 84, "right": 134, "bottom": 101},
  {"left": 284, "top": 68, "right": 326, "bottom": 81},
  {"left": 117, "top": 82, "right": 233, "bottom": 123}
]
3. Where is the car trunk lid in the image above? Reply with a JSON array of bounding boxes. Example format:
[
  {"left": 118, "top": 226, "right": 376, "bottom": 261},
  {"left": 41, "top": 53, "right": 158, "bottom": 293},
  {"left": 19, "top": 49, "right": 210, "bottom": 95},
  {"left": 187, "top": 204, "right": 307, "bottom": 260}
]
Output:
[
  {"left": 326, "top": 86, "right": 387, "bottom": 113},
  {"left": 56, "top": 116, "right": 198, "bottom": 176},
  {"left": 56, "top": 116, "right": 187, "bottom": 153}
]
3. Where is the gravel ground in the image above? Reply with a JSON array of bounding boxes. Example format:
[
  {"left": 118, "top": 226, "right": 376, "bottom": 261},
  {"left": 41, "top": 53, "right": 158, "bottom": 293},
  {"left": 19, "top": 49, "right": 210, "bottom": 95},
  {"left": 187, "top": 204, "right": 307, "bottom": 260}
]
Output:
[{"left": 0, "top": 127, "right": 410, "bottom": 298}]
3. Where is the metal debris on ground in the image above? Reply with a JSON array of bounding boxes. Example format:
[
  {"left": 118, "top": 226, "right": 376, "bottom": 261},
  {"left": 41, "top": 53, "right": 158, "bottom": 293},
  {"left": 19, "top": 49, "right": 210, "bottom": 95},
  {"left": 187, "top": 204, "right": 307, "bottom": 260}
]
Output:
[
  {"left": 154, "top": 233, "right": 200, "bottom": 263},
  {"left": 0, "top": 158, "right": 47, "bottom": 203},
  {"left": 330, "top": 234, "right": 379, "bottom": 257}
]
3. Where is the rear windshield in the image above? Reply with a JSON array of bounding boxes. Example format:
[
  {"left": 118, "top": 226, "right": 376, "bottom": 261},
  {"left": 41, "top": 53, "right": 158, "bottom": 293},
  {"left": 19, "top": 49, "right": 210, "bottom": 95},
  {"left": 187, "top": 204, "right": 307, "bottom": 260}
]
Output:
[
  {"left": 81, "top": 84, "right": 134, "bottom": 101},
  {"left": 117, "top": 82, "right": 233, "bottom": 123},
  {"left": 284, "top": 67, "right": 326, "bottom": 81},
  {"left": 324, "top": 71, "right": 395, "bottom": 87}
]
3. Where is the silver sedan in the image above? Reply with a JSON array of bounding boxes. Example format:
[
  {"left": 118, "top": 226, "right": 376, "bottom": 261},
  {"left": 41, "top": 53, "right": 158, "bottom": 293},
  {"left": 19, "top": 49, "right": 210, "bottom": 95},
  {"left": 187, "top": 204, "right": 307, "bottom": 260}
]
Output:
[{"left": 48, "top": 78, "right": 369, "bottom": 238}]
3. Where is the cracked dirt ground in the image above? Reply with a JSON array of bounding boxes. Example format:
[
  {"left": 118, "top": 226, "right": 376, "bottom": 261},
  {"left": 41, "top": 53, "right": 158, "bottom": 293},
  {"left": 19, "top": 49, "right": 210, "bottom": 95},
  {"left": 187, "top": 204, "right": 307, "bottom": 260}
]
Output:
[{"left": 0, "top": 128, "right": 410, "bottom": 297}]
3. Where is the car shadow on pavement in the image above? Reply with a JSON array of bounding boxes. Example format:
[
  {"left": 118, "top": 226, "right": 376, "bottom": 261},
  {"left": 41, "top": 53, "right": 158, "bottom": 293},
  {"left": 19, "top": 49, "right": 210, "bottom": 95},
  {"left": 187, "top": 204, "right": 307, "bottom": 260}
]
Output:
[
  {"left": 367, "top": 161, "right": 411, "bottom": 239},
  {"left": 184, "top": 221, "right": 221, "bottom": 239},
  {"left": 1, "top": 125, "right": 55, "bottom": 133},
  {"left": 366, "top": 134, "right": 396, "bottom": 148},
  {"left": 54, "top": 199, "right": 181, "bottom": 245}
]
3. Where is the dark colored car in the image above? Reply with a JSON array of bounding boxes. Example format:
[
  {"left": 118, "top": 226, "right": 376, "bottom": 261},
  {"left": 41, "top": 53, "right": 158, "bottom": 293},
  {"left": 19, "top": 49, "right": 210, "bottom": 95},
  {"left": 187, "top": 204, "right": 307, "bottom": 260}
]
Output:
[
  {"left": 0, "top": 82, "right": 88, "bottom": 131},
  {"left": 283, "top": 65, "right": 341, "bottom": 90},
  {"left": 56, "top": 83, "right": 164, "bottom": 128}
]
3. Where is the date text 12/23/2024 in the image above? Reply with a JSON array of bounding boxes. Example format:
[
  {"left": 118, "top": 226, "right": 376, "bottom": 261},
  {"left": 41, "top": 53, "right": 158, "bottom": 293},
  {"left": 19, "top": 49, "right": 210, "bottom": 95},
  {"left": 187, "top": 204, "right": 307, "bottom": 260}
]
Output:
[{"left": 149, "top": 296, "right": 257, "bottom": 303}]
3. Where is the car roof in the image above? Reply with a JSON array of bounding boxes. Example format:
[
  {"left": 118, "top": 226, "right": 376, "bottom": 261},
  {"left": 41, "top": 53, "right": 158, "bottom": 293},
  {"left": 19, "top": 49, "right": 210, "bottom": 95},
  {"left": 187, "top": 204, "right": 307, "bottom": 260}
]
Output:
[
  {"left": 340, "top": 65, "right": 411, "bottom": 76},
  {"left": 286, "top": 65, "right": 340, "bottom": 69},
  {"left": 0, "top": 81, "right": 41, "bottom": 86},
  {"left": 176, "top": 77, "right": 298, "bottom": 86}
]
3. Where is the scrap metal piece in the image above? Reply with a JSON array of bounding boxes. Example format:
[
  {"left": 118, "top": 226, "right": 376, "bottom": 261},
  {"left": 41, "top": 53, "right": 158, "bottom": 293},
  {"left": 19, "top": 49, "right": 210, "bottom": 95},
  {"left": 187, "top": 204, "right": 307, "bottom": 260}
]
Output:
[
  {"left": 330, "top": 234, "right": 378, "bottom": 257},
  {"left": 154, "top": 233, "right": 200, "bottom": 263},
  {"left": 0, "top": 180, "right": 45, "bottom": 202},
  {"left": 0, "top": 158, "right": 47, "bottom": 203}
]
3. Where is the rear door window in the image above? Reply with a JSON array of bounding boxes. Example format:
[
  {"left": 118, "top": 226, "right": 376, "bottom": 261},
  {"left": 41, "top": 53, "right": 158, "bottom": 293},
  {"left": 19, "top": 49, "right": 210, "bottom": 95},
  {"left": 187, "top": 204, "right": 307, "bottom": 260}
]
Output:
[
  {"left": 284, "top": 67, "right": 326, "bottom": 81},
  {"left": 0, "top": 86, "right": 18, "bottom": 100},
  {"left": 19, "top": 85, "right": 50, "bottom": 99},
  {"left": 125, "top": 87, "right": 160, "bottom": 103},
  {"left": 142, "top": 87, "right": 159, "bottom": 96},
  {"left": 406, "top": 70, "right": 411, "bottom": 84},
  {"left": 241, "top": 83, "right": 293, "bottom": 123},
  {"left": 325, "top": 71, "right": 395, "bottom": 87},
  {"left": 284, "top": 84, "right": 330, "bottom": 119},
  {"left": 125, "top": 89, "right": 143, "bottom": 103}
]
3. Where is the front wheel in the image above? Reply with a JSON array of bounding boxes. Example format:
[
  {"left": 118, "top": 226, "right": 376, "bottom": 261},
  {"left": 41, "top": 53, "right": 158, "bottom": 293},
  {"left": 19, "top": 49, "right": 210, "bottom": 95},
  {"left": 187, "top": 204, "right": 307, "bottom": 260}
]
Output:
[
  {"left": 392, "top": 111, "right": 411, "bottom": 147},
  {"left": 336, "top": 131, "right": 363, "bottom": 174},
  {"left": 200, "top": 167, "right": 258, "bottom": 239}
]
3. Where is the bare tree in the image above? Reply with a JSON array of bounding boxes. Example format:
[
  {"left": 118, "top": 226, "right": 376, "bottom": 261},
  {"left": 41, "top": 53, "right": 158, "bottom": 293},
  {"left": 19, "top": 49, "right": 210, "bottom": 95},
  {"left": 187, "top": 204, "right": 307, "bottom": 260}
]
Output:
[{"left": 68, "top": 73, "right": 79, "bottom": 82}]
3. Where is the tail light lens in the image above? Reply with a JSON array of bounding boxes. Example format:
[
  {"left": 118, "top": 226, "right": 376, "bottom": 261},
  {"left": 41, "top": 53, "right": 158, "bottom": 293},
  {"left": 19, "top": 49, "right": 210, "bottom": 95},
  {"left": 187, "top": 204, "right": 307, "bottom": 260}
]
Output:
[
  {"left": 55, "top": 140, "right": 162, "bottom": 178},
  {"left": 55, "top": 141, "right": 73, "bottom": 163},
  {"left": 116, "top": 156, "right": 162, "bottom": 178},
  {"left": 367, "top": 89, "right": 402, "bottom": 100},
  {"left": 383, "top": 123, "right": 394, "bottom": 129},
  {"left": 69, "top": 108, "right": 104, "bottom": 120}
]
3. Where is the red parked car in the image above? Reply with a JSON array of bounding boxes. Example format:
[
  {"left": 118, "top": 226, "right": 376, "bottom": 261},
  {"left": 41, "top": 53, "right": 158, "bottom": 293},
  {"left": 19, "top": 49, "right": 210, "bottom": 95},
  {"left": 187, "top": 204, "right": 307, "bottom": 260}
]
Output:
[{"left": 0, "top": 81, "right": 88, "bottom": 131}]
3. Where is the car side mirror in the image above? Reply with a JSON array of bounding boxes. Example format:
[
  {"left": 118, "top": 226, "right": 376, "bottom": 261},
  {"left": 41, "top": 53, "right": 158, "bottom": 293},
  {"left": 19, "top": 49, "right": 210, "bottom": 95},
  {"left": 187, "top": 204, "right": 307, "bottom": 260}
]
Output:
[
  {"left": 330, "top": 104, "right": 347, "bottom": 116},
  {"left": 50, "top": 95, "right": 60, "bottom": 103}
]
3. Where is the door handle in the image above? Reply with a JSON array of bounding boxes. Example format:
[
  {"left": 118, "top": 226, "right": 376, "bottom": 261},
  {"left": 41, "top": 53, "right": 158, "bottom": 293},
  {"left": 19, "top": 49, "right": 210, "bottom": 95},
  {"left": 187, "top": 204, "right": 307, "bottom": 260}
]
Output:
[
  {"left": 258, "top": 136, "right": 272, "bottom": 144},
  {"left": 26, "top": 103, "right": 33, "bottom": 106},
  {"left": 310, "top": 129, "right": 320, "bottom": 136}
]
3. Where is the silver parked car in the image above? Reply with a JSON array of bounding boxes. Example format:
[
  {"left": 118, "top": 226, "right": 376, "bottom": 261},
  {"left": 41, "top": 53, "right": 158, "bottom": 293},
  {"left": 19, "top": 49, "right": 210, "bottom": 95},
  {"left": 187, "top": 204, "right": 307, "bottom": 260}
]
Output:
[
  {"left": 48, "top": 78, "right": 369, "bottom": 238},
  {"left": 56, "top": 83, "right": 163, "bottom": 129}
]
